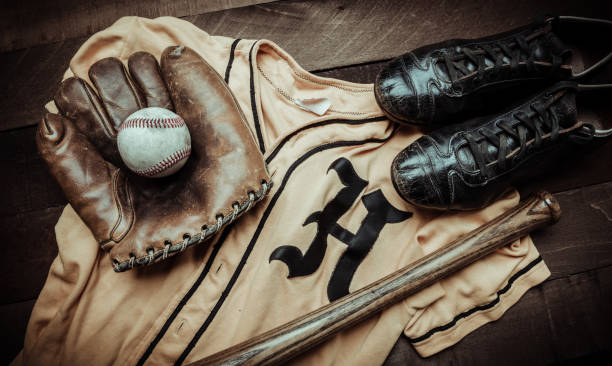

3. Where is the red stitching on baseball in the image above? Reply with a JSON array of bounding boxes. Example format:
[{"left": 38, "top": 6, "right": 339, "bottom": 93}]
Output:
[
  {"left": 137, "top": 147, "right": 191, "bottom": 177},
  {"left": 119, "top": 116, "right": 186, "bottom": 131}
]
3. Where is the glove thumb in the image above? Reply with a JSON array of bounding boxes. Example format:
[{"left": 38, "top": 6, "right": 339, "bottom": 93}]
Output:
[{"left": 37, "top": 113, "right": 134, "bottom": 249}]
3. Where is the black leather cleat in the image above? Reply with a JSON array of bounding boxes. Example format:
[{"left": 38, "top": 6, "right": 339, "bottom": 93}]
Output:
[
  {"left": 375, "top": 16, "right": 612, "bottom": 125},
  {"left": 391, "top": 81, "right": 612, "bottom": 210}
]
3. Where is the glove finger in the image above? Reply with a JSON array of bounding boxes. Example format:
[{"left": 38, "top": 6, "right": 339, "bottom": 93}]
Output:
[
  {"left": 160, "top": 45, "right": 254, "bottom": 148},
  {"left": 89, "top": 57, "right": 145, "bottom": 130},
  {"left": 54, "top": 77, "right": 122, "bottom": 165},
  {"left": 160, "top": 45, "right": 269, "bottom": 202},
  {"left": 37, "top": 113, "right": 134, "bottom": 248},
  {"left": 128, "top": 52, "right": 174, "bottom": 111}
]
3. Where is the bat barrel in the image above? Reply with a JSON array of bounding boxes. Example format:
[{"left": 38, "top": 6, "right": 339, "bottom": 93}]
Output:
[{"left": 189, "top": 191, "right": 560, "bottom": 366}]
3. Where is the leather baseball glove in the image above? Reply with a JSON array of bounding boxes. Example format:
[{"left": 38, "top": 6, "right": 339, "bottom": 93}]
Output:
[{"left": 37, "top": 46, "right": 271, "bottom": 272}]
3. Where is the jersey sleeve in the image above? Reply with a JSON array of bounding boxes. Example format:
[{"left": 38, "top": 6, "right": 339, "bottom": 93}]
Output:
[{"left": 400, "top": 190, "right": 551, "bottom": 356}]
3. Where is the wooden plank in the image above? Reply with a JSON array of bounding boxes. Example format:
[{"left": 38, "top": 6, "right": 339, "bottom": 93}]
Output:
[
  {"left": 0, "top": 126, "right": 65, "bottom": 217},
  {"left": 533, "top": 182, "right": 612, "bottom": 280},
  {"left": 5, "top": 0, "right": 612, "bottom": 66},
  {"left": 0, "top": 299, "right": 36, "bottom": 365},
  {"left": 314, "top": 61, "right": 387, "bottom": 84},
  {"left": 0, "top": 0, "right": 278, "bottom": 52},
  {"left": 0, "top": 38, "right": 84, "bottom": 132},
  {"left": 3, "top": 0, "right": 612, "bottom": 131},
  {"left": 383, "top": 265, "right": 612, "bottom": 365},
  {"left": 186, "top": 0, "right": 612, "bottom": 72},
  {"left": 0, "top": 206, "right": 62, "bottom": 304},
  {"left": 519, "top": 139, "right": 612, "bottom": 196}
]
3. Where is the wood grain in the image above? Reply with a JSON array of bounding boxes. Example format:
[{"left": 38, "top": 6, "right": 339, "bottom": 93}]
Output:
[
  {"left": 4, "top": 0, "right": 612, "bottom": 63},
  {"left": 0, "top": 0, "right": 277, "bottom": 52},
  {"left": 189, "top": 192, "right": 560, "bottom": 365}
]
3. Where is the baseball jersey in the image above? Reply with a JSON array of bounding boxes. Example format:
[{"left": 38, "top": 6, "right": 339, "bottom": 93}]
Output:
[{"left": 12, "top": 16, "right": 550, "bottom": 366}]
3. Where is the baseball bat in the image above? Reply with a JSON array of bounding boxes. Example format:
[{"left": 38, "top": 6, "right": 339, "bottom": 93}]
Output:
[{"left": 188, "top": 191, "right": 561, "bottom": 366}]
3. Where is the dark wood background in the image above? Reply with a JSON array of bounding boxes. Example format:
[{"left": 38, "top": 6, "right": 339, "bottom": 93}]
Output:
[{"left": 1, "top": 0, "right": 611, "bottom": 364}]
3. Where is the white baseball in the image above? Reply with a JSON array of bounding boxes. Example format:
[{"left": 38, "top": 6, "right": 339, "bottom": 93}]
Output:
[{"left": 117, "top": 107, "right": 191, "bottom": 178}]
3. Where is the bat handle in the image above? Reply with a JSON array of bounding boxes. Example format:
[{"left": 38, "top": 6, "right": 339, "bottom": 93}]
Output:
[{"left": 188, "top": 191, "right": 560, "bottom": 366}]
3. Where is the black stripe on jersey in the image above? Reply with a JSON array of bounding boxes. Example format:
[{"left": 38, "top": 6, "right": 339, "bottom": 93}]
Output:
[
  {"left": 407, "top": 255, "right": 544, "bottom": 344},
  {"left": 265, "top": 116, "right": 387, "bottom": 165},
  {"left": 224, "top": 38, "right": 241, "bottom": 83},
  {"left": 136, "top": 226, "right": 234, "bottom": 366},
  {"left": 248, "top": 41, "right": 266, "bottom": 154},
  {"left": 174, "top": 128, "right": 398, "bottom": 365}
]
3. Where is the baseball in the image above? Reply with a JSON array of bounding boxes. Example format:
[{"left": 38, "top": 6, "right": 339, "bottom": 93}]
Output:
[{"left": 117, "top": 107, "right": 191, "bottom": 178}]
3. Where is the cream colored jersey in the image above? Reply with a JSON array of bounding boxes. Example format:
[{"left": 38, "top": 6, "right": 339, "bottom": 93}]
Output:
[{"left": 13, "top": 16, "right": 550, "bottom": 366}]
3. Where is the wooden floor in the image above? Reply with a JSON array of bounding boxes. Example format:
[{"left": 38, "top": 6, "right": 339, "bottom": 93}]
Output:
[{"left": 1, "top": 0, "right": 612, "bottom": 364}]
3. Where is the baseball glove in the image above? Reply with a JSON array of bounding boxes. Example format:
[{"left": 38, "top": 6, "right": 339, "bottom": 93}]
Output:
[{"left": 37, "top": 46, "right": 271, "bottom": 272}]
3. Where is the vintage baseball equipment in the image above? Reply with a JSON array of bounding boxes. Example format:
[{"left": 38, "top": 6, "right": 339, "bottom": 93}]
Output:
[
  {"left": 193, "top": 191, "right": 560, "bottom": 365},
  {"left": 16, "top": 17, "right": 552, "bottom": 366},
  {"left": 117, "top": 107, "right": 192, "bottom": 178},
  {"left": 36, "top": 47, "right": 271, "bottom": 272}
]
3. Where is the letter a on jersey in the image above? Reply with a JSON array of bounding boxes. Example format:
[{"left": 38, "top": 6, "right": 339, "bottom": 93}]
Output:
[{"left": 270, "top": 157, "right": 413, "bottom": 301}]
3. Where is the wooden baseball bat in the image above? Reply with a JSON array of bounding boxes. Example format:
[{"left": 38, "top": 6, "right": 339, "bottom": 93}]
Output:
[{"left": 188, "top": 191, "right": 561, "bottom": 366}]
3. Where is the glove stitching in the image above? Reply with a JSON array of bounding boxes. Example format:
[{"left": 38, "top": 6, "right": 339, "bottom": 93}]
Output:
[
  {"left": 111, "top": 179, "right": 272, "bottom": 272},
  {"left": 162, "top": 244, "right": 170, "bottom": 260}
]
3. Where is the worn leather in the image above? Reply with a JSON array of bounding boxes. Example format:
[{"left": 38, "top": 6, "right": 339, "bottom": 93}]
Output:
[
  {"left": 37, "top": 46, "right": 271, "bottom": 272},
  {"left": 391, "top": 81, "right": 598, "bottom": 210},
  {"left": 375, "top": 16, "right": 572, "bottom": 125}
]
